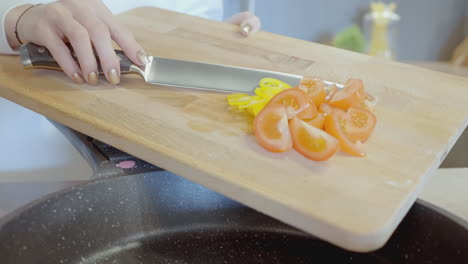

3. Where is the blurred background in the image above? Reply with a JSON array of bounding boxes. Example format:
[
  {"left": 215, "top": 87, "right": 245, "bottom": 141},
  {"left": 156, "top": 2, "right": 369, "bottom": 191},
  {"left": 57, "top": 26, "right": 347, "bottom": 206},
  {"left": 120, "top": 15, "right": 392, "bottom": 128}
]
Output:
[{"left": 224, "top": 0, "right": 468, "bottom": 64}]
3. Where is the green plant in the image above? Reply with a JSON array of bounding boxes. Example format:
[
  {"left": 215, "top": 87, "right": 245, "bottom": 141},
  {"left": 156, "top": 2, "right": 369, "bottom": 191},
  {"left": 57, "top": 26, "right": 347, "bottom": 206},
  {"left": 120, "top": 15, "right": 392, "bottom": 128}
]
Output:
[{"left": 333, "top": 24, "right": 366, "bottom": 53}]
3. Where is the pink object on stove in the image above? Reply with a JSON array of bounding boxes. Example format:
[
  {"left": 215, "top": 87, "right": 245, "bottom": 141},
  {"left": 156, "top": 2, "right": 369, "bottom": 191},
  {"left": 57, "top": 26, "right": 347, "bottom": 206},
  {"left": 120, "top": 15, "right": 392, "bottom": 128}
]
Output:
[{"left": 118, "top": 160, "right": 136, "bottom": 169}]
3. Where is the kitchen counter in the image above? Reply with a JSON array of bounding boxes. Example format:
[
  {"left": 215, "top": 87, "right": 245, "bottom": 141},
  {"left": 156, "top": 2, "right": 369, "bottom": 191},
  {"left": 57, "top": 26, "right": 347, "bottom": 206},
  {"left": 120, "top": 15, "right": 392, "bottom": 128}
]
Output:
[{"left": 420, "top": 168, "right": 468, "bottom": 219}]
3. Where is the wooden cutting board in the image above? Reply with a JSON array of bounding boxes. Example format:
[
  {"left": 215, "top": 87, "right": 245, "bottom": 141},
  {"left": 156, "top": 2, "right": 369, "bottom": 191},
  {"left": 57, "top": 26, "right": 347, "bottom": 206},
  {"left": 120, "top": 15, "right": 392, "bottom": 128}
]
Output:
[{"left": 1, "top": 7, "right": 468, "bottom": 252}]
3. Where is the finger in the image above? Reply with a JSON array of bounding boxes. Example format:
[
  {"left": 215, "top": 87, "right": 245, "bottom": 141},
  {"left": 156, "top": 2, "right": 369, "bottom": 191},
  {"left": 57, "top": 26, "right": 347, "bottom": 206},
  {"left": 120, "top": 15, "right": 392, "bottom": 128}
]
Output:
[
  {"left": 43, "top": 35, "right": 84, "bottom": 84},
  {"left": 240, "top": 16, "right": 261, "bottom": 37},
  {"left": 225, "top": 11, "right": 253, "bottom": 25},
  {"left": 80, "top": 16, "right": 120, "bottom": 85},
  {"left": 225, "top": 12, "right": 261, "bottom": 37},
  {"left": 104, "top": 18, "right": 149, "bottom": 66},
  {"left": 31, "top": 4, "right": 83, "bottom": 84},
  {"left": 57, "top": 17, "right": 99, "bottom": 85}
]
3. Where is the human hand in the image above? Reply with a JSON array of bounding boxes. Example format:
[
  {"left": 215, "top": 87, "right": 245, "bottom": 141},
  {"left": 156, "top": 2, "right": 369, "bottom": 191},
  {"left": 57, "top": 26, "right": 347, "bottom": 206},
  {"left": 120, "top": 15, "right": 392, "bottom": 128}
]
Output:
[
  {"left": 6, "top": 0, "right": 149, "bottom": 85},
  {"left": 225, "top": 11, "right": 261, "bottom": 37}
]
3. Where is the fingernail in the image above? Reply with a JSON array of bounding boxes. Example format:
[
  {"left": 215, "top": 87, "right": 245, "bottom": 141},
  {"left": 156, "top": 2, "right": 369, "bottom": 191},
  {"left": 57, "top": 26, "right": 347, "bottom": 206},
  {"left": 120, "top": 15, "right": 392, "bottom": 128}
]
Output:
[
  {"left": 136, "top": 50, "right": 150, "bottom": 65},
  {"left": 108, "top": 69, "right": 120, "bottom": 85},
  {"left": 240, "top": 24, "right": 252, "bottom": 36},
  {"left": 87, "top": 72, "right": 98, "bottom": 85},
  {"left": 72, "top": 72, "right": 84, "bottom": 84}
]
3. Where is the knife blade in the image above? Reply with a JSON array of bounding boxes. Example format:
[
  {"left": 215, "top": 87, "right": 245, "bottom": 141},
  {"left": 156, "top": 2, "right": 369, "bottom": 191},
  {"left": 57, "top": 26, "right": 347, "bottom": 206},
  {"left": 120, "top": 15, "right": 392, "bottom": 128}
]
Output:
[
  {"left": 20, "top": 43, "right": 342, "bottom": 93},
  {"left": 139, "top": 56, "right": 304, "bottom": 93}
]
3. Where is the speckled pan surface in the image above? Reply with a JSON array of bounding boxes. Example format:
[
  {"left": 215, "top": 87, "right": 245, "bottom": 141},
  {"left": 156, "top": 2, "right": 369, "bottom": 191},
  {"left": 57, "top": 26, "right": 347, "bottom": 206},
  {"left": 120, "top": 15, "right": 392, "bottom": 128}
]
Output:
[{"left": 0, "top": 171, "right": 467, "bottom": 263}]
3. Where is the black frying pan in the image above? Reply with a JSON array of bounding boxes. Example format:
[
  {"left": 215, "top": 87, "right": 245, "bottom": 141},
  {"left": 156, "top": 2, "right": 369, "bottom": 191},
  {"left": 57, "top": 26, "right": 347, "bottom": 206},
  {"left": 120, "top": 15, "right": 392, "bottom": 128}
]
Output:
[{"left": 1, "top": 170, "right": 467, "bottom": 264}]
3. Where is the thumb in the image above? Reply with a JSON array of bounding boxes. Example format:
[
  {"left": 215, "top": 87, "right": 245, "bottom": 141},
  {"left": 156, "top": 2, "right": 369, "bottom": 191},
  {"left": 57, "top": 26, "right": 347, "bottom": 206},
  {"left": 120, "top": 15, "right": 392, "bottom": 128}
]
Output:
[{"left": 225, "top": 11, "right": 261, "bottom": 37}]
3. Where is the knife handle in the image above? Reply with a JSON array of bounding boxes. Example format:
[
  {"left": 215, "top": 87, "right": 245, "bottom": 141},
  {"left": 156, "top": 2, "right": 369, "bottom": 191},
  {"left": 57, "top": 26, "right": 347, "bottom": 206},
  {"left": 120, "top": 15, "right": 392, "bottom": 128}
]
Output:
[{"left": 19, "top": 42, "right": 138, "bottom": 75}]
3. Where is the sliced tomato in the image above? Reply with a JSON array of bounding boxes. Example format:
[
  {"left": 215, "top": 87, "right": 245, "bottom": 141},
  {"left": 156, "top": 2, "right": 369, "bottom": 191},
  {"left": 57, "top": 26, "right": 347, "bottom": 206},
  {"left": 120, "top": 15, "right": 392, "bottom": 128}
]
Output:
[
  {"left": 254, "top": 104, "right": 292, "bottom": 153},
  {"left": 361, "top": 92, "right": 378, "bottom": 112},
  {"left": 344, "top": 107, "right": 377, "bottom": 142},
  {"left": 289, "top": 117, "right": 339, "bottom": 161},
  {"left": 324, "top": 111, "right": 365, "bottom": 157},
  {"left": 333, "top": 107, "right": 346, "bottom": 116},
  {"left": 329, "top": 78, "right": 365, "bottom": 110},
  {"left": 298, "top": 99, "right": 324, "bottom": 129},
  {"left": 296, "top": 97, "right": 318, "bottom": 120},
  {"left": 297, "top": 76, "right": 326, "bottom": 106},
  {"left": 265, "top": 88, "right": 309, "bottom": 119},
  {"left": 305, "top": 112, "right": 325, "bottom": 129},
  {"left": 325, "top": 84, "right": 339, "bottom": 103},
  {"left": 319, "top": 103, "right": 347, "bottom": 116},
  {"left": 318, "top": 103, "right": 334, "bottom": 116}
]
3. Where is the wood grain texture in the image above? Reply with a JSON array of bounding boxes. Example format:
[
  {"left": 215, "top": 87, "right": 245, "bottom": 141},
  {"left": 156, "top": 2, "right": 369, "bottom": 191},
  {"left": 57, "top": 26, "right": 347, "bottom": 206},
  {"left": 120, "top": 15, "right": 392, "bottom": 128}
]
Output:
[
  {"left": 410, "top": 61, "right": 468, "bottom": 78},
  {"left": 1, "top": 8, "right": 468, "bottom": 252}
]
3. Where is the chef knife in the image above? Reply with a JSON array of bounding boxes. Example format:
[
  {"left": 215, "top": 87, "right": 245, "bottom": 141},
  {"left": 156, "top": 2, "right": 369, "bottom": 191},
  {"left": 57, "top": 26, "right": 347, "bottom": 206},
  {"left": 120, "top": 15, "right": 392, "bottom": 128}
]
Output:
[{"left": 20, "top": 43, "right": 335, "bottom": 94}]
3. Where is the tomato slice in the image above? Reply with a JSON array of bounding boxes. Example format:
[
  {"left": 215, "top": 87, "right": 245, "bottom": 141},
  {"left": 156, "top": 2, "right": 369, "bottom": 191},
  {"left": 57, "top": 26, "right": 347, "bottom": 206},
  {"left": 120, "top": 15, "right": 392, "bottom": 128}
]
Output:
[
  {"left": 265, "top": 88, "right": 309, "bottom": 119},
  {"left": 329, "top": 78, "right": 365, "bottom": 110},
  {"left": 361, "top": 92, "right": 378, "bottom": 112},
  {"left": 296, "top": 97, "right": 318, "bottom": 120},
  {"left": 254, "top": 104, "right": 292, "bottom": 153},
  {"left": 305, "top": 112, "right": 325, "bottom": 129},
  {"left": 324, "top": 110, "right": 365, "bottom": 157},
  {"left": 297, "top": 76, "right": 326, "bottom": 106},
  {"left": 344, "top": 107, "right": 377, "bottom": 142},
  {"left": 289, "top": 117, "right": 339, "bottom": 161},
  {"left": 325, "top": 84, "right": 338, "bottom": 103},
  {"left": 319, "top": 103, "right": 333, "bottom": 116}
]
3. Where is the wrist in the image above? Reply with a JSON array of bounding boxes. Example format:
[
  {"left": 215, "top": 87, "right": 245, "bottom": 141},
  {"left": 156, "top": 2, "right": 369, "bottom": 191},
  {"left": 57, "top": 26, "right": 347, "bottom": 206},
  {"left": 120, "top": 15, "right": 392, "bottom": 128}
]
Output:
[{"left": 5, "top": 4, "right": 34, "bottom": 50}]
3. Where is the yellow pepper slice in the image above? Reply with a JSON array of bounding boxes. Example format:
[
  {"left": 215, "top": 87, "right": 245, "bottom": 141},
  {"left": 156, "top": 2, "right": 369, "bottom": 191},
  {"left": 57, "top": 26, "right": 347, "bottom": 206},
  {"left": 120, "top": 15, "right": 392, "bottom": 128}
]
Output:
[
  {"left": 226, "top": 78, "right": 292, "bottom": 116},
  {"left": 255, "top": 86, "right": 285, "bottom": 98},
  {"left": 259, "top": 78, "right": 291, "bottom": 89},
  {"left": 226, "top": 93, "right": 254, "bottom": 106},
  {"left": 237, "top": 96, "right": 267, "bottom": 109},
  {"left": 247, "top": 100, "right": 268, "bottom": 116}
]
